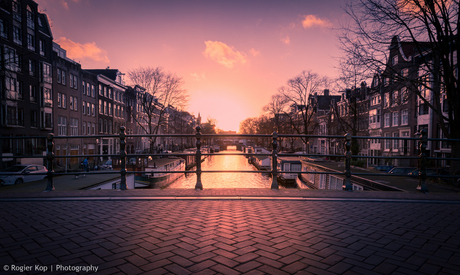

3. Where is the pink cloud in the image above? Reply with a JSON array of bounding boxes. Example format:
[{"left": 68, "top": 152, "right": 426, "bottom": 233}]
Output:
[
  {"left": 250, "top": 48, "right": 261, "bottom": 57},
  {"left": 301, "top": 15, "right": 332, "bottom": 28},
  {"left": 56, "top": 37, "right": 110, "bottom": 64},
  {"left": 203, "top": 41, "right": 247, "bottom": 68},
  {"left": 281, "top": 36, "right": 290, "bottom": 45}
]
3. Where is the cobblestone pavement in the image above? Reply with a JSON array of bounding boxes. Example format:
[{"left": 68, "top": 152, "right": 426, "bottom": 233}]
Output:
[{"left": 1, "top": 195, "right": 460, "bottom": 274}]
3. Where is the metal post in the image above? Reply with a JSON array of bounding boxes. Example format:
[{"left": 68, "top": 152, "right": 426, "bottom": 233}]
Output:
[
  {"left": 195, "top": 126, "right": 203, "bottom": 190},
  {"left": 343, "top": 133, "right": 353, "bottom": 191},
  {"left": 417, "top": 129, "right": 428, "bottom": 193},
  {"left": 45, "top": 133, "right": 55, "bottom": 191},
  {"left": 271, "top": 131, "right": 279, "bottom": 189},
  {"left": 119, "top": 126, "right": 127, "bottom": 190}
]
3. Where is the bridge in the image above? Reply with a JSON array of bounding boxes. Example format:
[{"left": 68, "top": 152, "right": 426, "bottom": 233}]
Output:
[{"left": 1, "top": 128, "right": 460, "bottom": 274}]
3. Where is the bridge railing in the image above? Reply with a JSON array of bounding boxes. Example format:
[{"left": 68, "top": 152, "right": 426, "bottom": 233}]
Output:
[{"left": 1, "top": 127, "right": 459, "bottom": 193}]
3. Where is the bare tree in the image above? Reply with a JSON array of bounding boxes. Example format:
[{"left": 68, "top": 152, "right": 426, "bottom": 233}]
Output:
[
  {"left": 339, "top": 0, "right": 460, "bottom": 173},
  {"left": 278, "top": 70, "right": 329, "bottom": 147},
  {"left": 127, "top": 67, "right": 188, "bottom": 152}
]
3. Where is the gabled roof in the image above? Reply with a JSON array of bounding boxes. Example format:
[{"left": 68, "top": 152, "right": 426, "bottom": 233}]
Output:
[{"left": 85, "top": 69, "right": 119, "bottom": 81}]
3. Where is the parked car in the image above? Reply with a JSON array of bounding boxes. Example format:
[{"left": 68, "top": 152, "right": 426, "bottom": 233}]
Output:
[
  {"left": 101, "top": 160, "right": 113, "bottom": 170},
  {"left": 388, "top": 167, "right": 417, "bottom": 175},
  {"left": 0, "top": 164, "right": 48, "bottom": 185},
  {"left": 374, "top": 165, "right": 394, "bottom": 172}
]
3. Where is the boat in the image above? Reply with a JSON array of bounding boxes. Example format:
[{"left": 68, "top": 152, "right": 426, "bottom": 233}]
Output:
[
  {"left": 136, "top": 157, "right": 185, "bottom": 188},
  {"left": 277, "top": 157, "right": 302, "bottom": 187}
]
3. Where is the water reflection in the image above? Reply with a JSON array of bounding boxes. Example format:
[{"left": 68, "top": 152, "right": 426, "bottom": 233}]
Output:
[{"left": 167, "top": 150, "right": 272, "bottom": 188}]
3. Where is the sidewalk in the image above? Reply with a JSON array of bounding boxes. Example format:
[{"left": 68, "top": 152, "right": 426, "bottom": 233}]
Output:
[{"left": 0, "top": 189, "right": 459, "bottom": 274}]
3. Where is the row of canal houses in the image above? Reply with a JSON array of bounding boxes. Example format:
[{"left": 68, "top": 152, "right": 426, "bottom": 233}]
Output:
[
  {"left": 308, "top": 36, "right": 451, "bottom": 170},
  {"left": 0, "top": 0, "right": 197, "bottom": 170}
]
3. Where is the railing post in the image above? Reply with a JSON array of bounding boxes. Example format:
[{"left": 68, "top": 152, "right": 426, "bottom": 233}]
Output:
[
  {"left": 195, "top": 126, "right": 203, "bottom": 190},
  {"left": 417, "top": 129, "right": 428, "bottom": 193},
  {"left": 271, "top": 131, "right": 279, "bottom": 190},
  {"left": 45, "top": 133, "right": 55, "bottom": 191},
  {"left": 343, "top": 133, "right": 353, "bottom": 191},
  {"left": 119, "top": 126, "right": 127, "bottom": 190}
]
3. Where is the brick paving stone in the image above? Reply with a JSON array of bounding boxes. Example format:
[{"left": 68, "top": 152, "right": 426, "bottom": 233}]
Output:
[
  {"left": 139, "top": 259, "right": 172, "bottom": 272},
  {"left": 328, "top": 262, "right": 353, "bottom": 274},
  {"left": 194, "top": 269, "right": 217, "bottom": 275},
  {"left": 211, "top": 264, "right": 241, "bottom": 275},
  {"left": 257, "top": 265, "right": 290, "bottom": 275},
  {"left": 1, "top": 197, "right": 460, "bottom": 275},
  {"left": 188, "top": 260, "right": 217, "bottom": 273},
  {"left": 164, "top": 263, "right": 193, "bottom": 275}
]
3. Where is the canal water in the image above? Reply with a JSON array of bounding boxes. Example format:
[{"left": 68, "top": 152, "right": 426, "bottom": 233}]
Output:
[{"left": 166, "top": 149, "right": 272, "bottom": 188}]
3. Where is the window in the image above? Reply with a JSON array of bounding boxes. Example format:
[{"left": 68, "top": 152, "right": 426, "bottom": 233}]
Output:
[
  {"left": 401, "top": 87, "right": 409, "bottom": 104},
  {"left": 39, "top": 40, "right": 45, "bottom": 56},
  {"left": 62, "top": 71, "right": 66, "bottom": 85},
  {"left": 92, "top": 84, "right": 95, "bottom": 97},
  {"left": 29, "top": 59, "right": 36, "bottom": 76},
  {"left": 104, "top": 101, "right": 107, "bottom": 115},
  {"left": 99, "top": 100, "right": 102, "bottom": 114},
  {"left": 13, "top": 26, "right": 22, "bottom": 44},
  {"left": 393, "top": 112, "right": 399, "bottom": 126},
  {"left": 419, "top": 102, "right": 429, "bottom": 115},
  {"left": 73, "top": 97, "right": 77, "bottom": 111},
  {"left": 401, "top": 68, "right": 409, "bottom": 78},
  {"left": 57, "top": 68, "right": 61, "bottom": 83},
  {"left": 70, "top": 74, "right": 74, "bottom": 88},
  {"left": 384, "top": 113, "right": 390, "bottom": 127},
  {"left": 86, "top": 82, "right": 90, "bottom": 96},
  {"left": 392, "top": 90, "right": 399, "bottom": 106},
  {"left": 41, "top": 62, "right": 52, "bottom": 83},
  {"left": 108, "top": 102, "right": 112, "bottom": 116},
  {"left": 27, "top": 33, "right": 35, "bottom": 51},
  {"left": 392, "top": 55, "right": 398, "bottom": 66},
  {"left": 401, "top": 110, "right": 409, "bottom": 125},
  {"left": 87, "top": 122, "right": 91, "bottom": 136},
  {"left": 99, "top": 119, "right": 103, "bottom": 133},
  {"left": 4, "top": 47, "right": 19, "bottom": 71},
  {"left": 87, "top": 102, "right": 90, "bottom": 116},
  {"left": 0, "top": 18, "right": 7, "bottom": 38},
  {"left": 401, "top": 131, "right": 410, "bottom": 154},
  {"left": 30, "top": 110, "right": 37, "bottom": 128},
  {"left": 92, "top": 123, "right": 95, "bottom": 135},
  {"left": 393, "top": 132, "right": 399, "bottom": 151},
  {"left": 83, "top": 121, "right": 86, "bottom": 135},
  {"left": 69, "top": 96, "right": 74, "bottom": 110},
  {"left": 99, "top": 84, "right": 103, "bottom": 96},
  {"left": 384, "top": 93, "right": 389, "bottom": 108},
  {"left": 26, "top": 6, "right": 34, "bottom": 29},
  {"left": 70, "top": 118, "right": 78, "bottom": 136},
  {"left": 82, "top": 101, "right": 86, "bottom": 114},
  {"left": 58, "top": 116, "right": 67, "bottom": 136},
  {"left": 103, "top": 120, "right": 107, "bottom": 133},
  {"left": 43, "top": 88, "right": 52, "bottom": 107},
  {"left": 73, "top": 75, "right": 78, "bottom": 89},
  {"left": 82, "top": 81, "right": 86, "bottom": 95},
  {"left": 57, "top": 93, "right": 61, "bottom": 108},
  {"left": 384, "top": 133, "right": 391, "bottom": 150},
  {"left": 30, "top": 85, "right": 36, "bottom": 103},
  {"left": 91, "top": 103, "right": 95, "bottom": 116},
  {"left": 442, "top": 95, "right": 448, "bottom": 113},
  {"left": 62, "top": 94, "right": 66, "bottom": 109}
]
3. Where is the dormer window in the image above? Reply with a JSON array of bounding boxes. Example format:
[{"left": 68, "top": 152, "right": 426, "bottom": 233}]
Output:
[{"left": 392, "top": 55, "right": 398, "bottom": 66}]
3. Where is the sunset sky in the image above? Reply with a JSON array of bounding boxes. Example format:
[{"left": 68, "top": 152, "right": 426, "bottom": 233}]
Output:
[{"left": 36, "top": 0, "right": 346, "bottom": 132}]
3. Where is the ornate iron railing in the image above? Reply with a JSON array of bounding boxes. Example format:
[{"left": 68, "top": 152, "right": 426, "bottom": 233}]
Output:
[{"left": 1, "top": 127, "right": 459, "bottom": 193}]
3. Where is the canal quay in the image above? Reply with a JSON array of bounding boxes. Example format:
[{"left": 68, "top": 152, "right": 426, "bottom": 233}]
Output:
[{"left": 1, "top": 153, "right": 460, "bottom": 274}]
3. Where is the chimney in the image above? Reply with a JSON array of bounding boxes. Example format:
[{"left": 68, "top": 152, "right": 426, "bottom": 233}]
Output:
[{"left": 324, "top": 89, "right": 330, "bottom": 96}]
